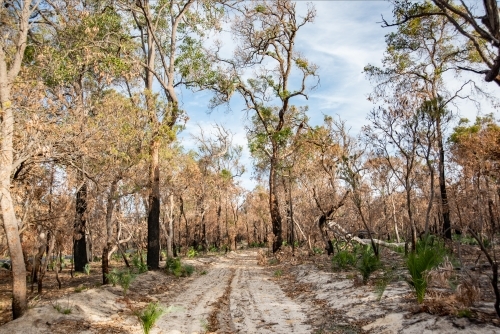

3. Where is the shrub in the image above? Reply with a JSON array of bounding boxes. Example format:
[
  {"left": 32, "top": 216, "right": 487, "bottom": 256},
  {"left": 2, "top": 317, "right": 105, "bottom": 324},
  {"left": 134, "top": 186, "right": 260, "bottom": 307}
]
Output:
[
  {"left": 52, "top": 299, "right": 72, "bottom": 315},
  {"left": 137, "top": 302, "right": 164, "bottom": 334},
  {"left": 132, "top": 253, "right": 148, "bottom": 273},
  {"left": 357, "top": 246, "right": 380, "bottom": 284},
  {"left": 312, "top": 247, "right": 324, "bottom": 254},
  {"left": 187, "top": 247, "right": 198, "bottom": 258},
  {"left": 332, "top": 250, "right": 357, "bottom": 270},
  {"left": 274, "top": 269, "right": 283, "bottom": 278},
  {"left": 406, "top": 235, "right": 447, "bottom": 303},
  {"left": 83, "top": 263, "right": 91, "bottom": 275},
  {"left": 105, "top": 269, "right": 121, "bottom": 286},
  {"left": 165, "top": 258, "right": 194, "bottom": 277},
  {"left": 119, "top": 270, "right": 136, "bottom": 295}
]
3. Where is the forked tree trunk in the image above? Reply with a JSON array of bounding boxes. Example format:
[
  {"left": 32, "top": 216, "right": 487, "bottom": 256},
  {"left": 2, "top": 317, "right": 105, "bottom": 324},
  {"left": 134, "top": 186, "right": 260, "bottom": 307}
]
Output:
[
  {"left": 38, "top": 232, "right": 55, "bottom": 294},
  {"left": 147, "top": 139, "right": 160, "bottom": 270}
]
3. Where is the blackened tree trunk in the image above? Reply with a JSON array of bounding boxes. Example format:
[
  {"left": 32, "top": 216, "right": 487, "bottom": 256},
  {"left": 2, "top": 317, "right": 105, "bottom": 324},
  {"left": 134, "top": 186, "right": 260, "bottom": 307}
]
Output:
[
  {"left": 147, "top": 139, "right": 160, "bottom": 270},
  {"left": 269, "top": 155, "right": 283, "bottom": 253},
  {"left": 73, "top": 181, "right": 88, "bottom": 272},
  {"left": 436, "top": 116, "right": 451, "bottom": 239}
]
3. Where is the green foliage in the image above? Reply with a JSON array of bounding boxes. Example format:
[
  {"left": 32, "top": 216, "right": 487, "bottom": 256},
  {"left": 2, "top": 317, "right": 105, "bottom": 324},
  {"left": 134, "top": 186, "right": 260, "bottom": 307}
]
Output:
[
  {"left": 118, "top": 270, "right": 136, "bottom": 295},
  {"left": 53, "top": 301, "right": 72, "bottom": 315},
  {"left": 274, "top": 269, "right": 283, "bottom": 278},
  {"left": 105, "top": 269, "right": 121, "bottom": 286},
  {"left": 357, "top": 246, "right": 381, "bottom": 284},
  {"left": 165, "top": 258, "right": 194, "bottom": 278},
  {"left": 268, "top": 258, "right": 279, "bottom": 266},
  {"left": 406, "top": 235, "right": 447, "bottom": 303},
  {"left": 187, "top": 247, "right": 198, "bottom": 258},
  {"left": 137, "top": 302, "right": 165, "bottom": 334},
  {"left": 332, "top": 250, "right": 357, "bottom": 270},
  {"left": 208, "top": 245, "right": 219, "bottom": 253},
  {"left": 254, "top": 4, "right": 267, "bottom": 13},
  {"left": 312, "top": 247, "right": 324, "bottom": 255},
  {"left": 83, "top": 263, "right": 91, "bottom": 275},
  {"left": 449, "top": 114, "right": 499, "bottom": 143},
  {"left": 199, "top": 270, "right": 208, "bottom": 275},
  {"left": 132, "top": 253, "right": 148, "bottom": 273},
  {"left": 457, "top": 308, "right": 473, "bottom": 319}
]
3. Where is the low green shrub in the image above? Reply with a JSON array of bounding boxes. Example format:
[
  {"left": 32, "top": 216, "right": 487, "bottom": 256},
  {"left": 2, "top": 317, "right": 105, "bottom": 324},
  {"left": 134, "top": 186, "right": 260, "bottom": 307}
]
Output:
[
  {"left": 406, "top": 235, "right": 447, "bottom": 303},
  {"left": 332, "top": 250, "right": 357, "bottom": 270},
  {"left": 357, "top": 246, "right": 380, "bottom": 284},
  {"left": 137, "top": 302, "right": 164, "bottom": 334},
  {"left": 52, "top": 300, "right": 72, "bottom": 314},
  {"left": 119, "top": 270, "right": 136, "bottom": 295},
  {"left": 83, "top": 263, "right": 91, "bottom": 275},
  {"left": 187, "top": 247, "right": 198, "bottom": 258},
  {"left": 312, "top": 247, "right": 324, "bottom": 254},
  {"left": 132, "top": 253, "right": 148, "bottom": 273},
  {"left": 105, "top": 269, "right": 121, "bottom": 286},
  {"left": 165, "top": 258, "right": 194, "bottom": 277}
]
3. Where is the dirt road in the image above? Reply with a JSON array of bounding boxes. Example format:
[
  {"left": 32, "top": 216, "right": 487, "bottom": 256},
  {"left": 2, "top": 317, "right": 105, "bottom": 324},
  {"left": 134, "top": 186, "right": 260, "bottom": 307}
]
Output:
[
  {"left": 156, "top": 251, "right": 311, "bottom": 333},
  {"left": 2, "top": 249, "right": 500, "bottom": 334},
  {"left": 0, "top": 250, "right": 311, "bottom": 334}
]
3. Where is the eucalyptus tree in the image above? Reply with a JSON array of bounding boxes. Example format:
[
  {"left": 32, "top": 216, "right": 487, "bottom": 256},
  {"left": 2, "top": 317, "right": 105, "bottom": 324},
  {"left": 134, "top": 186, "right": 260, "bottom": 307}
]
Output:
[
  {"left": 386, "top": 0, "right": 500, "bottom": 87},
  {"left": 0, "top": 0, "right": 43, "bottom": 318},
  {"left": 211, "top": 0, "right": 318, "bottom": 252},
  {"left": 32, "top": 1, "right": 133, "bottom": 272},
  {"left": 450, "top": 116, "right": 500, "bottom": 317},
  {"left": 117, "top": 0, "right": 228, "bottom": 269},
  {"left": 366, "top": 11, "right": 474, "bottom": 239},
  {"left": 300, "top": 117, "right": 351, "bottom": 255},
  {"left": 194, "top": 124, "right": 244, "bottom": 249}
]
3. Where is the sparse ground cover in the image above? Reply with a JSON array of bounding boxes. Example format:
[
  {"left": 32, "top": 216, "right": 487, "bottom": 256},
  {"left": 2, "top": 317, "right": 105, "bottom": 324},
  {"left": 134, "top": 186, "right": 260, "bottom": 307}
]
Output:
[{"left": 0, "top": 246, "right": 500, "bottom": 333}]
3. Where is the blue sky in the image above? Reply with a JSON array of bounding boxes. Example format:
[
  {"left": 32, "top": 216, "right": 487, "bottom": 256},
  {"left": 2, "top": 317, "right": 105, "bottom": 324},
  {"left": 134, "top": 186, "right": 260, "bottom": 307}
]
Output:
[{"left": 176, "top": 1, "right": 496, "bottom": 191}]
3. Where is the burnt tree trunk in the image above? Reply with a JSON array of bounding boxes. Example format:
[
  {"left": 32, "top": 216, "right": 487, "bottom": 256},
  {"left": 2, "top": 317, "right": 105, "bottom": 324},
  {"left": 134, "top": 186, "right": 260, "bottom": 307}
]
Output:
[
  {"left": 73, "top": 181, "right": 88, "bottom": 272},
  {"left": 269, "top": 155, "right": 283, "bottom": 253},
  {"left": 436, "top": 116, "right": 451, "bottom": 239},
  {"left": 147, "top": 140, "right": 160, "bottom": 270}
]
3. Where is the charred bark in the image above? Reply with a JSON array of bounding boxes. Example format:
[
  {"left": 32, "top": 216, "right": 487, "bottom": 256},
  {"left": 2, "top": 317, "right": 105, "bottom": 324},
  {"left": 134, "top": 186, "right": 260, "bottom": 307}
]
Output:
[
  {"left": 73, "top": 181, "right": 88, "bottom": 272},
  {"left": 147, "top": 140, "right": 160, "bottom": 270}
]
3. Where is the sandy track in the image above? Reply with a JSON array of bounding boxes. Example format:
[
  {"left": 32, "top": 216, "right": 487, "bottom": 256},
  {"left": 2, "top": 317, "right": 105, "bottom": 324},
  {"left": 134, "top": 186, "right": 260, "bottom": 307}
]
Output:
[{"left": 157, "top": 251, "right": 311, "bottom": 334}]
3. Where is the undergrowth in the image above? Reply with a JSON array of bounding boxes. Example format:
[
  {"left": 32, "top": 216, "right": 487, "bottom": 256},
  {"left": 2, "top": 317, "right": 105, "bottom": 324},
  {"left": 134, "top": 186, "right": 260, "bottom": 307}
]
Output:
[
  {"left": 165, "top": 258, "right": 194, "bottom": 277},
  {"left": 406, "top": 234, "right": 447, "bottom": 303}
]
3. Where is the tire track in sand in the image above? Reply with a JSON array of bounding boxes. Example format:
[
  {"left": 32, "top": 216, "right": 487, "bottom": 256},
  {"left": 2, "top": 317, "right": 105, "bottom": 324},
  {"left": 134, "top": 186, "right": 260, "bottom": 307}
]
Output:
[{"left": 156, "top": 251, "right": 311, "bottom": 334}]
